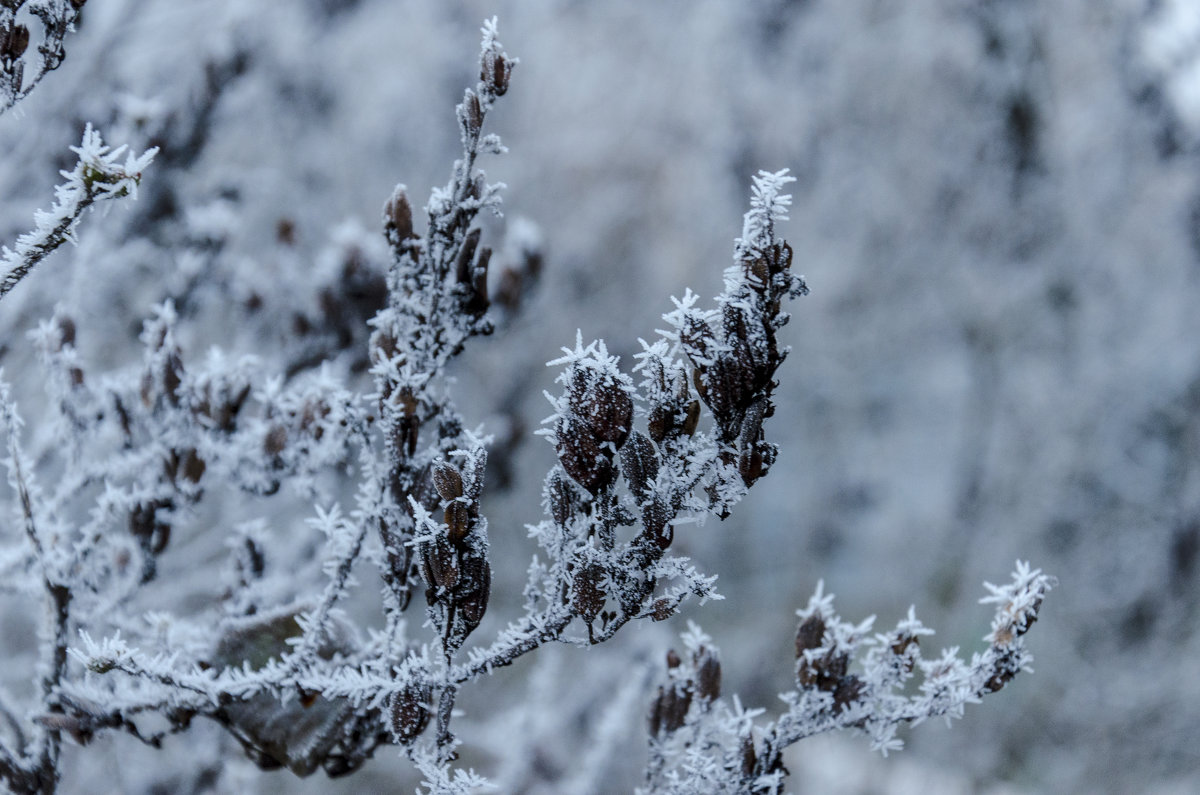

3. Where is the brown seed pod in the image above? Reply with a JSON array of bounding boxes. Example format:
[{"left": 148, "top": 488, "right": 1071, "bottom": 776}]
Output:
[
  {"left": 443, "top": 500, "right": 471, "bottom": 543},
  {"left": 384, "top": 188, "right": 416, "bottom": 243},
  {"left": 432, "top": 462, "right": 464, "bottom": 502},
  {"left": 695, "top": 648, "right": 721, "bottom": 702},
  {"left": 456, "top": 556, "right": 490, "bottom": 631},
  {"left": 651, "top": 598, "right": 675, "bottom": 622},
  {"left": 620, "top": 430, "right": 659, "bottom": 502},
  {"left": 795, "top": 614, "right": 825, "bottom": 659},
  {"left": 263, "top": 424, "right": 288, "bottom": 456},
  {"left": 389, "top": 682, "right": 431, "bottom": 743},
  {"left": 546, "top": 469, "right": 578, "bottom": 527},
  {"left": 571, "top": 563, "right": 606, "bottom": 623},
  {"left": 3, "top": 25, "right": 29, "bottom": 60},
  {"left": 425, "top": 536, "right": 459, "bottom": 590},
  {"left": 555, "top": 416, "right": 617, "bottom": 495}
]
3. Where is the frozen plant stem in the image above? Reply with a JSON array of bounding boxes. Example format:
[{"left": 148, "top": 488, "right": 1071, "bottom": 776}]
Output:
[{"left": 0, "top": 125, "right": 156, "bottom": 303}]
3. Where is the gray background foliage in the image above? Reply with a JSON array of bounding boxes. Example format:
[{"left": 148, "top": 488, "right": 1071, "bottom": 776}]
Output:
[{"left": 2, "top": 1, "right": 1198, "bottom": 792}]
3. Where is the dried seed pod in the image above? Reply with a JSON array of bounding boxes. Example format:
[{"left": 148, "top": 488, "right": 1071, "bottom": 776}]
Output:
[
  {"left": 584, "top": 387, "right": 632, "bottom": 448},
  {"left": 463, "top": 89, "right": 483, "bottom": 134},
  {"left": 740, "top": 735, "right": 757, "bottom": 777},
  {"left": 264, "top": 424, "right": 288, "bottom": 456},
  {"left": 695, "top": 647, "right": 721, "bottom": 702},
  {"left": 384, "top": 187, "right": 416, "bottom": 243},
  {"left": 682, "top": 399, "right": 701, "bottom": 436},
  {"left": 424, "top": 536, "right": 459, "bottom": 590},
  {"left": 2, "top": 25, "right": 29, "bottom": 60},
  {"left": 181, "top": 448, "right": 206, "bottom": 484},
  {"left": 832, "top": 674, "right": 864, "bottom": 712},
  {"left": 57, "top": 315, "right": 76, "bottom": 347},
  {"left": 546, "top": 470, "right": 579, "bottom": 527},
  {"left": 620, "top": 430, "right": 659, "bottom": 501},
  {"left": 572, "top": 563, "right": 606, "bottom": 623},
  {"left": 456, "top": 556, "right": 490, "bottom": 631},
  {"left": 665, "top": 649, "right": 681, "bottom": 669},
  {"left": 651, "top": 598, "right": 675, "bottom": 622},
  {"left": 389, "top": 682, "right": 431, "bottom": 743},
  {"left": 662, "top": 684, "right": 691, "bottom": 733},
  {"left": 443, "top": 500, "right": 471, "bottom": 543},
  {"left": 432, "top": 462, "right": 464, "bottom": 501},
  {"left": 640, "top": 498, "right": 672, "bottom": 551},
  {"left": 795, "top": 614, "right": 825, "bottom": 659},
  {"left": 482, "top": 49, "right": 512, "bottom": 96},
  {"left": 555, "top": 416, "right": 616, "bottom": 495}
]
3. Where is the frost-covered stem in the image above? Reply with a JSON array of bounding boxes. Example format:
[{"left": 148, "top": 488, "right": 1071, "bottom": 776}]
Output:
[
  {"left": 290, "top": 517, "right": 369, "bottom": 667},
  {"left": 1, "top": 387, "right": 68, "bottom": 795},
  {"left": 434, "top": 684, "right": 457, "bottom": 761},
  {"left": 369, "top": 21, "right": 512, "bottom": 617},
  {"left": 0, "top": 1, "right": 82, "bottom": 117},
  {"left": 452, "top": 608, "right": 574, "bottom": 684},
  {"left": 0, "top": 125, "right": 157, "bottom": 303}
]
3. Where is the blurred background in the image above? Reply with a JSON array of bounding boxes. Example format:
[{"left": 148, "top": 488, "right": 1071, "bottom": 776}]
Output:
[{"left": 2, "top": 1, "right": 1199, "bottom": 792}]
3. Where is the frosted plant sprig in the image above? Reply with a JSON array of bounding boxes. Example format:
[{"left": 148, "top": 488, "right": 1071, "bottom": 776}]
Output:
[
  {"left": 0, "top": 1, "right": 83, "bottom": 117},
  {"left": 642, "top": 564, "right": 1055, "bottom": 793},
  {"left": 0, "top": 124, "right": 157, "bottom": 303}
]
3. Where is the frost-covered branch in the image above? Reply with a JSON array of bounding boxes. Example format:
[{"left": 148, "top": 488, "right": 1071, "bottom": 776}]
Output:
[
  {"left": 0, "top": 14, "right": 1054, "bottom": 794},
  {"left": 0, "top": 124, "right": 156, "bottom": 303},
  {"left": 0, "top": 1, "right": 83, "bottom": 117},
  {"left": 642, "top": 564, "right": 1056, "bottom": 793}
]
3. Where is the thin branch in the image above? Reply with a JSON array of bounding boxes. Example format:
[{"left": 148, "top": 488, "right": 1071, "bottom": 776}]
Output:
[{"left": 0, "top": 125, "right": 156, "bottom": 303}]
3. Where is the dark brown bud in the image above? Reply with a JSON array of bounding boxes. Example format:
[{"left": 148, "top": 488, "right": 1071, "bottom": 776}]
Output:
[
  {"left": 457, "top": 556, "right": 490, "bottom": 631},
  {"left": 682, "top": 399, "right": 701, "bottom": 436},
  {"left": 546, "top": 470, "right": 578, "bottom": 527},
  {"left": 3, "top": 25, "right": 29, "bottom": 60},
  {"left": 462, "top": 89, "right": 483, "bottom": 134},
  {"left": 70, "top": 0, "right": 88, "bottom": 9},
  {"left": 432, "top": 462, "right": 464, "bottom": 501},
  {"left": 832, "top": 675, "right": 864, "bottom": 713},
  {"left": 163, "top": 352, "right": 184, "bottom": 406},
  {"left": 572, "top": 563, "right": 606, "bottom": 623},
  {"left": 482, "top": 49, "right": 512, "bottom": 96},
  {"left": 695, "top": 648, "right": 721, "bottom": 702},
  {"left": 389, "top": 682, "right": 431, "bottom": 743},
  {"left": 662, "top": 685, "right": 691, "bottom": 733},
  {"left": 57, "top": 316, "right": 76, "bottom": 348},
  {"left": 583, "top": 382, "right": 633, "bottom": 448},
  {"left": 795, "top": 614, "right": 825, "bottom": 659},
  {"left": 455, "top": 228, "right": 482, "bottom": 286},
  {"left": 384, "top": 187, "right": 416, "bottom": 243},
  {"left": 620, "top": 430, "right": 659, "bottom": 501},
  {"left": 651, "top": 598, "right": 675, "bottom": 622},
  {"left": 555, "top": 416, "right": 617, "bottom": 495},
  {"left": 444, "top": 500, "right": 471, "bottom": 543},
  {"left": 181, "top": 448, "right": 206, "bottom": 484},
  {"left": 264, "top": 424, "right": 288, "bottom": 456},
  {"left": 666, "top": 649, "right": 681, "bottom": 669},
  {"left": 740, "top": 735, "right": 757, "bottom": 777},
  {"left": 648, "top": 687, "right": 665, "bottom": 736},
  {"left": 425, "top": 536, "right": 459, "bottom": 590}
]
